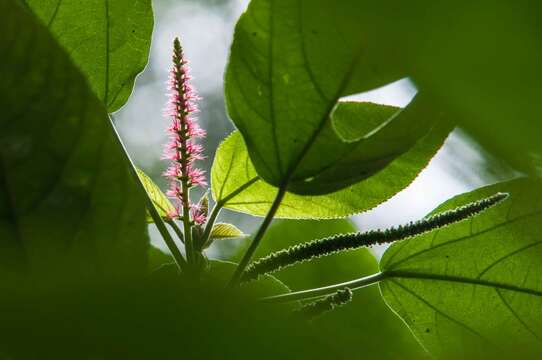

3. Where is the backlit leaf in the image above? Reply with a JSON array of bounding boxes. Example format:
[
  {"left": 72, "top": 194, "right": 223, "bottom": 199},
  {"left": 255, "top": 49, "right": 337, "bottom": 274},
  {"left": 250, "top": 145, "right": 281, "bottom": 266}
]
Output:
[
  {"left": 25, "top": 0, "right": 153, "bottom": 112},
  {"left": 211, "top": 114, "right": 450, "bottom": 219},
  {"left": 380, "top": 178, "right": 542, "bottom": 358},
  {"left": 225, "top": 0, "right": 409, "bottom": 191},
  {"left": 211, "top": 223, "right": 246, "bottom": 240}
]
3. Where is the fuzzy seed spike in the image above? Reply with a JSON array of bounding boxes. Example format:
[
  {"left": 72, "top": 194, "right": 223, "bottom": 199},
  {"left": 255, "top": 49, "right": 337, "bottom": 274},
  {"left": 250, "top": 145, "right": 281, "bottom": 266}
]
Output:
[
  {"left": 291, "top": 288, "right": 353, "bottom": 321},
  {"left": 242, "top": 192, "right": 509, "bottom": 282}
]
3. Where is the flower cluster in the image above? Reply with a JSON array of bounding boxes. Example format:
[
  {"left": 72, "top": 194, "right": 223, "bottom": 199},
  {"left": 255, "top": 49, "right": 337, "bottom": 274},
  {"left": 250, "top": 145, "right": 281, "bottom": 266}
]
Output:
[{"left": 163, "top": 38, "right": 207, "bottom": 224}]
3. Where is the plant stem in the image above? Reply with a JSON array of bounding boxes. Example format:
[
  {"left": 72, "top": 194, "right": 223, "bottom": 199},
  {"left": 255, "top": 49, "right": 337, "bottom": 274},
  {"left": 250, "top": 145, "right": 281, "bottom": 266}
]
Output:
[
  {"left": 261, "top": 272, "right": 387, "bottom": 303},
  {"left": 177, "top": 108, "right": 195, "bottom": 265},
  {"left": 200, "top": 177, "right": 260, "bottom": 249},
  {"left": 166, "top": 220, "right": 184, "bottom": 243},
  {"left": 107, "top": 116, "right": 187, "bottom": 272},
  {"left": 181, "top": 179, "right": 194, "bottom": 265},
  {"left": 228, "top": 185, "right": 287, "bottom": 287},
  {"left": 201, "top": 202, "right": 222, "bottom": 247}
]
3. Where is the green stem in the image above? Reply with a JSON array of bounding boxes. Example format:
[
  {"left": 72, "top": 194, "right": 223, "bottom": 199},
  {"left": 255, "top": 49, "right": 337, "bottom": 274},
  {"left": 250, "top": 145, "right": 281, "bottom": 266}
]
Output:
[
  {"left": 261, "top": 272, "right": 387, "bottom": 303},
  {"left": 181, "top": 181, "right": 193, "bottom": 265},
  {"left": 228, "top": 185, "right": 287, "bottom": 287},
  {"left": 166, "top": 220, "right": 184, "bottom": 243},
  {"left": 107, "top": 116, "right": 187, "bottom": 272},
  {"left": 203, "top": 176, "right": 260, "bottom": 247},
  {"left": 201, "top": 177, "right": 259, "bottom": 248},
  {"left": 201, "top": 202, "right": 222, "bottom": 248}
]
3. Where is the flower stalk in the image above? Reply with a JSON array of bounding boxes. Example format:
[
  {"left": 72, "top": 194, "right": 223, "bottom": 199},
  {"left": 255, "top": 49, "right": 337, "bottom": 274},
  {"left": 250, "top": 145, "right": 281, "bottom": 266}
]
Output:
[{"left": 163, "top": 38, "right": 207, "bottom": 269}]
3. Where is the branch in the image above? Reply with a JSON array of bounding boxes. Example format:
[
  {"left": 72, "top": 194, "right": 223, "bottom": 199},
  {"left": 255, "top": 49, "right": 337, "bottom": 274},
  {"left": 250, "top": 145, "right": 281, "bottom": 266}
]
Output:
[{"left": 228, "top": 185, "right": 287, "bottom": 287}]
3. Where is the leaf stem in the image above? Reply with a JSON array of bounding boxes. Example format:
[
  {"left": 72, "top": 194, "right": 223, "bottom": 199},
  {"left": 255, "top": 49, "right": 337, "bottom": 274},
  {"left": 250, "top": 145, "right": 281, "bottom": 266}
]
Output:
[
  {"left": 201, "top": 178, "right": 260, "bottom": 249},
  {"left": 166, "top": 220, "right": 184, "bottom": 243},
  {"left": 228, "top": 185, "right": 287, "bottom": 287},
  {"left": 107, "top": 116, "right": 187, "bottom": 272},
  {"left": 261, "top": 272, "right": 387, "bottom": 303},
  {"left": 201, "top": 202, "right": 222, "bottom": 247}
]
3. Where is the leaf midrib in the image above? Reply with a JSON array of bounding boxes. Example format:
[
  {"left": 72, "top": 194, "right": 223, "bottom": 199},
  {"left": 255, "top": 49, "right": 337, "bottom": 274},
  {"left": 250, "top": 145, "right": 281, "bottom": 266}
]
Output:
[
  {"left": 282, "top": 0, "right": 365, "bottom": 183},
  {"left": 385, "top": 270, "right": 542, "bottom": 298}
]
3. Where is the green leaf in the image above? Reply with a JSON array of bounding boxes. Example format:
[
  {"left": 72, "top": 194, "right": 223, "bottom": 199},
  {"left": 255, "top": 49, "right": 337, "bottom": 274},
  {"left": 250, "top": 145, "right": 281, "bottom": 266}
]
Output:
[
  {"left": 0, "top": 0, "right": 147, "bottom": 278},
  {"left": 225, "top": 0, "right": 410, "bottom": 190},
  {"left": 25, "top": 0, "right": 153, "bottom": 112},
  {"left": 233, "top": 220, "right": 425, "bottom": 359},
  {"left": 379, "top": 178, "right": 542, "bottom": 358},
  {"left": 287, "top": 96, "right": 445, "bottom": 195},
  {"left": 345, "top": 2, "right": 542, "bottom": 175},
  {"left": 331, "top": 101, "right": 399, "bottom": 143},
  {"left": 210, "top": 223, "right": 246, "bottom": 240},
  {"left": 211, "top": 115, "right": 451, "bottom": 218},
  {"left": 136, "top": 168, "right": 175, "bottom": 223}
]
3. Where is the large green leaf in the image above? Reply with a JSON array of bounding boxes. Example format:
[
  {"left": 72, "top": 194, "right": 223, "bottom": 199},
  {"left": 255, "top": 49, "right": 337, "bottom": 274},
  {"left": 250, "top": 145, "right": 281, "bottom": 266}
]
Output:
[
  {"left": 24, "top": 0, "right": 153, "bottom": 112},
  {"left": 0, "top": 0, "right": 147, "bottom": 279},
  {"left": 211, "top": 116, "right": 451, "bottom": 218},
  {"left": 226, "top": 0, "right": 412, "bottom": 191},
  {"left": 379, "top": 178, "right": 542, "bottom": 358},
  {"left": 233, "top": 220, "right": 425, "bottom": 359},
  {"left": 287, "top": 96, "right": 444, "bottom": 195}
]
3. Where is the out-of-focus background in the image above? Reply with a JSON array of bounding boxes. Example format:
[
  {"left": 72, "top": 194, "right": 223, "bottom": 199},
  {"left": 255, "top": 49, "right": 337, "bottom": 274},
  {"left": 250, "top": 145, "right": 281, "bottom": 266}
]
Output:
[{"left": 115, "top": 0, "right": 515, "bottom": 259}]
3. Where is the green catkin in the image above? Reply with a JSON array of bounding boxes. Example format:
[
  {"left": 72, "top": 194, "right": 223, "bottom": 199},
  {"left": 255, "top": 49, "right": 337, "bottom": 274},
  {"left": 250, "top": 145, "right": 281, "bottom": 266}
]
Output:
[
  {"left": 291, "top": 288, "right": 353, "bottom": 321},
  {"left": 242, "top": 192, "right": 508, "bottom": 282}
]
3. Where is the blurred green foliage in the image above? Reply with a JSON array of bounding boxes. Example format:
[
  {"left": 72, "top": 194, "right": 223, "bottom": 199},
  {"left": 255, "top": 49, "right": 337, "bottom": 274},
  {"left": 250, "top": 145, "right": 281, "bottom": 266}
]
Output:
[
  {"left": 355, "top": 1, "right": 542, "bottom": 175},
  {"left": 0, "top": 0, "right": 147, "bottom": 281},
  {"left": 234, "top": 219, "right": 427, "bottom": 359}
]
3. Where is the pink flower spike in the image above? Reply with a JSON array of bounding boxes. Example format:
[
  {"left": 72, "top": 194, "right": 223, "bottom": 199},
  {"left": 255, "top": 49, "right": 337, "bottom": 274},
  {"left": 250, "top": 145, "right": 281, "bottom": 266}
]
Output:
[
  {"left": 163, "top": 163, "right": 181, "bottom": 179},
  {"left": 190, "top": 203, "right": 207, "bottom": 225},
  {"left": 188, "top": 167, "right": 207, "bottom": 187},
  {"left": 186, "top": 142, "right": 204, "bottom": 157},
  {"left": 166, "top": 183, "right": 182, "bottom": 199},
  {"left": 161, "top": 37, "right": 208, "bottom": 241},
  {"left": 166, "top": 207, "right": 180, "bottom": 220}
]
